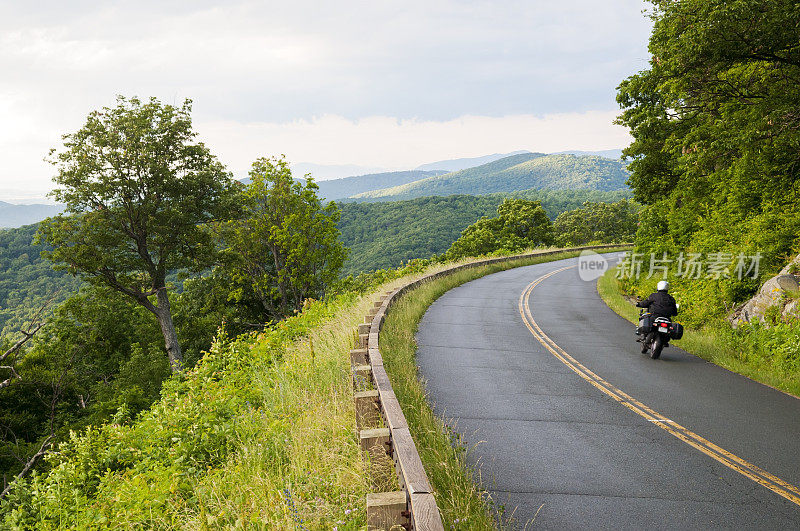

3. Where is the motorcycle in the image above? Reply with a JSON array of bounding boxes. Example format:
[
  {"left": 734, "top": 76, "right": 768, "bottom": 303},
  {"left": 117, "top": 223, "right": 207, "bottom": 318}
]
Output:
[{"left": 636, "top": 309, "right": 683, "bottom": 359}]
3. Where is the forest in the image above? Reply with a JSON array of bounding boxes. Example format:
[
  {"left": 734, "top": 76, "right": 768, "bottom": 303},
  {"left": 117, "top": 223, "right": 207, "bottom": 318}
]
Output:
[{"left": 0, "top": 224, "right": 81, "bottom": 336}]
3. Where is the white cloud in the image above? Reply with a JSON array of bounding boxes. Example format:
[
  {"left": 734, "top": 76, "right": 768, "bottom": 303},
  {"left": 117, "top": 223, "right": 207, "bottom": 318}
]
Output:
[
  {"left": 0, "top": 0, "right": 651, "bottom": 199},
  {"left": 198, "top": 110, "right": 631, "bottom": 177}
]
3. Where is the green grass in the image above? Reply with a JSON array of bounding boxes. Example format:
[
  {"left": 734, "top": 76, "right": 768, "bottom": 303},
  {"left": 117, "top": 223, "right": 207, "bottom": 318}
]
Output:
[
  {"left": 598, "top": 267, "right": 800, "bottom": 397},
  {"left": 2, "top": 289, "right": 398, "bottom": 529},
  {"left": 378, "top": 248, "right": 630, "bottom": 529}
]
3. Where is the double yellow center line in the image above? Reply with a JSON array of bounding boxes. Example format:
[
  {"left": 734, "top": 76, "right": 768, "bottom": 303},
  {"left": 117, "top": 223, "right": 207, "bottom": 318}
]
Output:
[{"left": 518, "top": 266, "right": 800, "bottom": 507}]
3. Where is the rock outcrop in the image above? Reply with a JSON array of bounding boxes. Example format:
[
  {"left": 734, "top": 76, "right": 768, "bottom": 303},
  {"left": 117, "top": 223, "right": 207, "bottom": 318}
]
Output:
[{"left": 730, "top": 255, "right": 800, "bottom": 326}]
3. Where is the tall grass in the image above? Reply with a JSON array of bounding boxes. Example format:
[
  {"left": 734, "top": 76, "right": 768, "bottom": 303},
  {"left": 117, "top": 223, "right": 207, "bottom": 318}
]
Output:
[
  {"left": 598, "top": 268, "right": 800, "bottom": 397},
  {"left": 1, "top": 289, "right": 397, "bottom": 529}
]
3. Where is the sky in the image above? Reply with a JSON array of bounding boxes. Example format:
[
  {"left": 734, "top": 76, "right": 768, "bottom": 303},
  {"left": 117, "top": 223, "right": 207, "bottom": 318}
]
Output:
[{"left": 0, "top": 0, "right": 653, "bottom": 202}]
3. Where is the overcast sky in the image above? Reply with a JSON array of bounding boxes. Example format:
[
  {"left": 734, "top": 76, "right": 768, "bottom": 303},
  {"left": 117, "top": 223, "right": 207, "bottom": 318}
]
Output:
[{"left": 0, "top": 0, "right": 652, "bottom": 202}]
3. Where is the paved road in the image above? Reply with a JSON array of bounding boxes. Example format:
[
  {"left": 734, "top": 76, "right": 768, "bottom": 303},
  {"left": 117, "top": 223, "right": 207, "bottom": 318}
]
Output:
[{"left": 416, "top": 253, "right": 800, "bottom": 529}]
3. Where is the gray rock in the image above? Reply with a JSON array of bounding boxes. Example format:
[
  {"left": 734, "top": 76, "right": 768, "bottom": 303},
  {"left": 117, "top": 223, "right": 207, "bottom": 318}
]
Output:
[
  {"left": 779, "top": 255, "right": 800, "bottom": 276},
  {"left": 785, "top": 299, "right": 800, "bottom": 320},
  {"left": 729, "top": 257, "right": 800, "bottom": 327}
]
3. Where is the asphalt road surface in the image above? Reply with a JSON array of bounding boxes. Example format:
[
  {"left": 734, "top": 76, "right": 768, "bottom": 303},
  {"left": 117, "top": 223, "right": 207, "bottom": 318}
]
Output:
[{"left": 416, "top": 253, "right": 800, "bottom": 529}]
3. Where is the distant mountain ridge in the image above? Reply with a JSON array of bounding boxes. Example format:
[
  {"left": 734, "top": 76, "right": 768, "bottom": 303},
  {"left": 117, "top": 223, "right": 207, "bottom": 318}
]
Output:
[
  {"left": 552, "top": 149, "right": 623, "bottom": 159},
  {"left": 309, "top": 170, "right": 448, "bottom": 201},
  {"left": 290, "top": 162, "right": 390, "bottom": 180},
  {"left": 0, "top": 201, "right": 63, "bottom": 228},
  {"left": 414, "top": 150, "right": 532, "bottom": 172},
  {"left": 350, "top": 153, "right": 630, "bottom": 202},
  {"left": 240, "top": 150, "right": 625, "bottom": 202}
]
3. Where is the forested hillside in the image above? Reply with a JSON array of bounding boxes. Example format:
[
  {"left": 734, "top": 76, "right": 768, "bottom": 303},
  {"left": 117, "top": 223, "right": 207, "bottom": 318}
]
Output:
[
  {"left": 352, "top": 153, "right": 629, "bottom": 202},
  {"left": 337, "top": 189, "right": 631, "bottom": 274},
  {"left": 0, "top": 224, "right": 81, "bottom": 335},
  {"left": 338, "top": 196, "right": 500, "bottom": 273}
]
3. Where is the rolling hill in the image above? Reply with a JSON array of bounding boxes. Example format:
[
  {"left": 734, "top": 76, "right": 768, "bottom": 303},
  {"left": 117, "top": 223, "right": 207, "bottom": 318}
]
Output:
[{"left": 350, "top": 153, "right": 629, "bottom": 202}]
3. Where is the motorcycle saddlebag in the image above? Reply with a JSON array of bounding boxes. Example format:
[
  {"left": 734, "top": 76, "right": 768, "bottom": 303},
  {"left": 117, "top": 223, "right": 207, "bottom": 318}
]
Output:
[
  {"left": 669, "top": 322, "right": 684, "bottom": 340},
  {"left": 638, "top": 314, "right": 653, "bottom": 335}
]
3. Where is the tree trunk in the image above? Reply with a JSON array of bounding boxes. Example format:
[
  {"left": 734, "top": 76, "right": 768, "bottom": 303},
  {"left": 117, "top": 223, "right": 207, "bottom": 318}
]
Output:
[{"left": 155, "top": 288, "right": 183, "bottom": 372}]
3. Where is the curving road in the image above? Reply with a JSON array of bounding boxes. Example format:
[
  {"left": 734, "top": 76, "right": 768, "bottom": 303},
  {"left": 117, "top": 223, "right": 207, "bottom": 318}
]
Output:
[{"left": 416, "top": 253, "right": 800, "bottom": 529}]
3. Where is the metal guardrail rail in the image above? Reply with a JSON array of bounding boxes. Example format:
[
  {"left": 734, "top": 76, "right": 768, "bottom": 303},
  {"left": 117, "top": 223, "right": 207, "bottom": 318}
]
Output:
[{"left": 352, "top": 244, "right": 631, "bottom": 529}]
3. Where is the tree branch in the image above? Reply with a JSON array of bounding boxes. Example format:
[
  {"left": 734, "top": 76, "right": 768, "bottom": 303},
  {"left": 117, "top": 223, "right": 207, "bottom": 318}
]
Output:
[
  {"left": 0, "top": 322, "right": 43, "bottom": 365},
  {"left": 0, "top": 434, "right": 54, "bottom": 500},
  {"left": 98, "top": 267, "right": 158, "bottom": 313}
]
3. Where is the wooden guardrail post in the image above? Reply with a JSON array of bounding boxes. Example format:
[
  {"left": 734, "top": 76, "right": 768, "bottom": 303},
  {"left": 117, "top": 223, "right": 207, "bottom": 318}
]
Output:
[
  {"left": 367, "top": 491, "right": 408, "bottom": 529},
  {"left": 360, "top": 427, "right": 391, "bottom": 451},
  {"left": 358, "top": 333, "right": 369, "bottom": 348},
  {"left": 350, "top": 348, "right": 368, "bottom": 365},
  {"left": 354, "top": 390, "right": 380, "bottom": 430}
]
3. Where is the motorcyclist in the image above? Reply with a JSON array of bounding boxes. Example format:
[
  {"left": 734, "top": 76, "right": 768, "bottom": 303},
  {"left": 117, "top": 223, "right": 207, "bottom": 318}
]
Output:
[{"left": 636, "top": 280, "right": 678, "bottom": 352}]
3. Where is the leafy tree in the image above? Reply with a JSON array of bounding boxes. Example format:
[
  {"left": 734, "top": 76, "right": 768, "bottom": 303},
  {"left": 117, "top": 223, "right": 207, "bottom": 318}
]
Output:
[
  {"left": 37, "top": 96, "right": 239, "bottom": 371},
  {"left": 220, "top": 157, "right": 346, "bottom": 320},
  {"left": 553, "top": 200, "right": 640, "bottom": 247},
  {"left": 445, "top": 199, "right": 553, "bottom": 260},
  {"left": 616, "top": 0, "right": 800, "bottom": 323}
]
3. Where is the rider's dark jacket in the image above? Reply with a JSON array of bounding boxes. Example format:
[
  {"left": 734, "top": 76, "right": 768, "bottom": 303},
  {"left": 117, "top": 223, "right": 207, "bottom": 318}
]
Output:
[{"left": 636, "top": 290, "right": 678, "bottom": 319}]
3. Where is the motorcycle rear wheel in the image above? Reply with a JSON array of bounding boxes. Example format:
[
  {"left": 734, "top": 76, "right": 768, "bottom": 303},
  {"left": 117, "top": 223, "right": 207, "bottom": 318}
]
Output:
[{"left": 650, "top": 335, "right": 663, "bottom": 359}]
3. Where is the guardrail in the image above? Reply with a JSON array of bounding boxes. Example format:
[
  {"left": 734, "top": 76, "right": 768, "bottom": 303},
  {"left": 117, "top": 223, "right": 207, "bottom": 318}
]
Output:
[{"left": 351, "top": 244, "right": 631, "bottom": 529}]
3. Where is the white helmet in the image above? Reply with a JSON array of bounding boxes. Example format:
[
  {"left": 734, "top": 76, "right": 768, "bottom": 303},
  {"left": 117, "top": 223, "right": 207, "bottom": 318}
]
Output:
[{"left": 657, "top": 280, "right": 669, "bottom": 292}]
